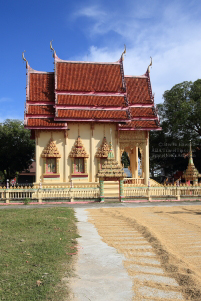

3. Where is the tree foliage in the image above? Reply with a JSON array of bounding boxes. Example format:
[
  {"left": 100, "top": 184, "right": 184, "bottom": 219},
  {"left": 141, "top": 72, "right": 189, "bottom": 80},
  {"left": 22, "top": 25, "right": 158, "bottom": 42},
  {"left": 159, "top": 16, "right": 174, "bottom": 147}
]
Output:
[
  {"left": 121, "top": 151, "right": 130, "bottom": 168},
  {"left": 0, "top": 120, "right": 35, "bottom": 181},
  {"left": 150, "top": 79, "right": 201, "bottom": 180}
]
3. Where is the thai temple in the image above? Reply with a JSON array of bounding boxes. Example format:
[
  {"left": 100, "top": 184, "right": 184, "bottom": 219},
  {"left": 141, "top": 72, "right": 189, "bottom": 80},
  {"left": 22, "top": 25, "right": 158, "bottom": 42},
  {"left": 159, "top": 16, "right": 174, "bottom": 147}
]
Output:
[{"left": 24, "top": 45, "right": 161, "bottom": 197}]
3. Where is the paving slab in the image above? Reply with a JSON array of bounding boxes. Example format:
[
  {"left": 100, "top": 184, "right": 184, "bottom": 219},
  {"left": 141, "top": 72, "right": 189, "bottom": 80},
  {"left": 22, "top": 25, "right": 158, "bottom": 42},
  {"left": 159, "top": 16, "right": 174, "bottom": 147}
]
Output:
[
  {"left": 126, "top": 258, "right": 161, "bottom": 265},
  {"left": 128, "top": 264, "right": 164, "bottom": 274},
  {"left": 132, "top": 274, "right": 179, "bottom": 286},
  {"left": 138, "top": 286, "right": 184, "bottom": 300},
  {"left": 70, "top": 208, "right": 133, "bottom": 301}
]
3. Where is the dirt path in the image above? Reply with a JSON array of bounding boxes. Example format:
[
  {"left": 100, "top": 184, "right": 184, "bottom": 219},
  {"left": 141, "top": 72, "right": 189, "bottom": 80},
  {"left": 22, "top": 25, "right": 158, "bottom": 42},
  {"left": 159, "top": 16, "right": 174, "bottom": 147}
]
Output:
[{"left": 88, "top": 205, "right": 201, "bottom": 301}]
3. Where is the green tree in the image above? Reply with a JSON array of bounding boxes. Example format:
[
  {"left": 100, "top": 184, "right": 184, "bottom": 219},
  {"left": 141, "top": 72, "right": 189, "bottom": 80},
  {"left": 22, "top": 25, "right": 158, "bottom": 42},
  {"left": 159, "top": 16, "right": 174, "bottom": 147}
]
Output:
[
  {"left": 150, "top": 79, "right": 201, "bottom": 180},
  {"left": 121, "top": 151, "right": 130, "bottom": 168},
  {"left": 0, "top": 120, "right": 35, "bottom": 181}
]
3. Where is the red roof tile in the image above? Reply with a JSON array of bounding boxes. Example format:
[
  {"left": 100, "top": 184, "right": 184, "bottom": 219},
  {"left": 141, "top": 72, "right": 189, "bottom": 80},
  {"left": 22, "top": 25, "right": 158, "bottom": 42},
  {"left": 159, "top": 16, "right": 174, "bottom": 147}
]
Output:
[
  {"left": 29, "top": 73, "right": 54, "bottom": 102},
  {"left": 120, "top": 120, "right": 159, "bottom": 129},
  {"left": 130, "top": 107, "right": 156, "bottom": 118},
  {"left": 57, "top": 94, "right": 126, "bottom": 107},
  {"left": 57, "top": 109, "right": 128, "bottom": 120},
  {"left": 27, "top": 118, "right": 65, "bottom": 127},
  {"left": 27, "top": 105, "right": 54, "bottom": 115},
  {"left": 125, "top": 77, "right": 152, "bottom": 104},
  {"left": 56, "top": 62, "right": 124, "bottom": 93}
]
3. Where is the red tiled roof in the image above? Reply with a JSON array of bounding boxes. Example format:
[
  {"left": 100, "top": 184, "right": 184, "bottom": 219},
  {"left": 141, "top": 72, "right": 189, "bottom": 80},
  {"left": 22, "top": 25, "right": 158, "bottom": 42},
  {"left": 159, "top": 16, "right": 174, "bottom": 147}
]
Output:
[
  {"left": 27, "top": 105, "right": 54, "bottom": 115},
  {"left": 125, "top": 77, "right": 152, "bottom": 104},
  {"left": 120, "top": 120, "right": 159, "bottom": 129},
  {"left": 29, "top": 73, "right": 54, "bottom": 102},
  {"left": 57, "top": 109, "right": 128, "bottom": 120},
  {"left": 27, "top": 118, "right": 65, "bottom": 127},
  {"left": 57, "top": 94, "right": 126, "bottom": 107},
  {"left": 56, "top": 62, "right": 124, "bottom": 93},
  {"left": 130, "top": 107, "right": 156, "bottom": 118}
]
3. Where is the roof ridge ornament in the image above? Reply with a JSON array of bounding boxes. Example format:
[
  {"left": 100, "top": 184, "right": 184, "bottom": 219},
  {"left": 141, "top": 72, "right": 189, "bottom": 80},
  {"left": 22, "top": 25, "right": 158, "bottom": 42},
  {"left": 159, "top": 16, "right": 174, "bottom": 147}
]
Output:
[
  {"left": 121, "top": 44, "right": 126, "bottom": 61},
  {"left": 148, "top": 57, "right": 152, "bottom": 73},
  {"left": 50, "top": 40, "right": 56, "bottom": 57},
  {"left": 22, "top": 51, "right": 28, "bottom": 68}
]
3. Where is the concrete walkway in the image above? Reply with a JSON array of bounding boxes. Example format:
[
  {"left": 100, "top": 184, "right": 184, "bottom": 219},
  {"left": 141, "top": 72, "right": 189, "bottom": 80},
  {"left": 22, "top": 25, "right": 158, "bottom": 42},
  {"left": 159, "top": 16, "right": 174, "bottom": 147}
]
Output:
[{"left": 70, "top": 208, "right": 133, "bottom": 301}]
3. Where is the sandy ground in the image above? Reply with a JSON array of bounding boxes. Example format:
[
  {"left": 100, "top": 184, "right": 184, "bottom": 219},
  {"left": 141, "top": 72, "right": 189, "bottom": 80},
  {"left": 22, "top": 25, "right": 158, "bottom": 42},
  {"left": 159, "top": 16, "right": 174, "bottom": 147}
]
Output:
[{"left": 87, "top": 205, "right": 201, "bottom": 300}]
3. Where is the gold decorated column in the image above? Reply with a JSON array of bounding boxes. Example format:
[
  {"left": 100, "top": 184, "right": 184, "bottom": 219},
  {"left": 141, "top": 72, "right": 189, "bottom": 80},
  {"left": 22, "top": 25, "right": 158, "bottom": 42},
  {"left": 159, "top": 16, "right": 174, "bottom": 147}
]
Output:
[
  {"left": 115, "top": 129, "right": 120, "bottom": 164},
  {"left": 64, "top": 130, "right": 68, "bottom": 182},
  {"left": 131, "top": 146, "right": 138, "bottom": 178},
  {"left": 35, "top": 130, "right": 40, "bottom": 183},
  {"left": 90, "top": 124, "right": 95, "bottom": 182},
  {"left": 144, "top": 131, "right": 149, "bottom": 186}
]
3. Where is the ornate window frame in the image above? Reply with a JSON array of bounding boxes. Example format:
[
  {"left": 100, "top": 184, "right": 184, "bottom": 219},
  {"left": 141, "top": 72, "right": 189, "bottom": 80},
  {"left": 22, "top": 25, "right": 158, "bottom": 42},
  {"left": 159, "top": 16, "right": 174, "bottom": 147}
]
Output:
[
  {"left": 41, "top": 138, "right": 61, "bottom": 178},
  {"left": 69, "top": 136, "right": 89, "bottom": 178}
]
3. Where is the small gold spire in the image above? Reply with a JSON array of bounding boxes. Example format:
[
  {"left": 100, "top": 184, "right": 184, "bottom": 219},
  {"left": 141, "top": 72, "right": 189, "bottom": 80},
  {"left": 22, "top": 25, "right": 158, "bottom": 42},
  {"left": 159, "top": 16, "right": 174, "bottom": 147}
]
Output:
[
  {"left": 22, "top": 51, "right": 28, "bottom": 68},
  {"left": 50, "top": 40, "right": 56, "bottom": 57},
  {"left": 122, "top": 44, "right": 126, "bottom": 61},
  {"left": 148, "top": 57, "right": 152, "bottom": 73}
]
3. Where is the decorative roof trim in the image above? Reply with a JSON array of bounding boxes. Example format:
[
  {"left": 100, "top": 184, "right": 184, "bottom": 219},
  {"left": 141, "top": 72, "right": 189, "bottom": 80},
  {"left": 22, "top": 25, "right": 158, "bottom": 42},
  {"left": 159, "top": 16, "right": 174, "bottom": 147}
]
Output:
[
  {"left": 41, "top": 138, "right": 61, "bottom": 158},
  {"left": 26, "top": 114, "right": 55, "bottom": 118},
  {"left": 124, "top": 75, "right": 148, "bottom": 78},
  {"left": 55, "top": 57, "right": 121, "bottom": 65},
  {"left": 119, "top": 127, "right": 162, "bottom": 131},
  {"left": 55, "top": 91, "right": 125, "bottom": 96},
  {"left": 25, "top": 126, "right": 67, "bottom": 130},
  {"left": 69, "top": 136, "right": 89, "bottom": 158},
  {"left": 55, "top": 105, "right": 126, "bottom": 110},
  {"left": 26, "top": 101, "right": 55, "bottom": 105},
  {"left": 55, "top": 117, "right": 128, "bottom": 122}
]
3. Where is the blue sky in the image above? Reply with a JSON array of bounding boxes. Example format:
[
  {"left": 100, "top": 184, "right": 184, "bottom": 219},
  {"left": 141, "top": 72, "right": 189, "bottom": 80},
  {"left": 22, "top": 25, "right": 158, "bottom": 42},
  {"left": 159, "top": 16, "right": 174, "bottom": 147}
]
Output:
[{"left": 1, "top": 0, "right": 201, "bottom": 122}]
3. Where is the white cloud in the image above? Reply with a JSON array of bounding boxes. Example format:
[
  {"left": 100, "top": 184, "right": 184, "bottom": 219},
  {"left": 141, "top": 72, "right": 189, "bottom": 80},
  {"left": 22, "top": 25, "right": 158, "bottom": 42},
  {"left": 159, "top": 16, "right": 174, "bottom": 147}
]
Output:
[{"left": 72, "top": 1, "right": 201, "bottom": 104}]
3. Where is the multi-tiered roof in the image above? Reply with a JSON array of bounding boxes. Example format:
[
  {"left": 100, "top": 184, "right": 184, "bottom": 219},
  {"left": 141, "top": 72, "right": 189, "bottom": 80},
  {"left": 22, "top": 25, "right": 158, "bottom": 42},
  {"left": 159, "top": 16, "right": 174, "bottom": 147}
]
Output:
[{"left": 24, "top": 51, "right": 161, "bottom": 132}]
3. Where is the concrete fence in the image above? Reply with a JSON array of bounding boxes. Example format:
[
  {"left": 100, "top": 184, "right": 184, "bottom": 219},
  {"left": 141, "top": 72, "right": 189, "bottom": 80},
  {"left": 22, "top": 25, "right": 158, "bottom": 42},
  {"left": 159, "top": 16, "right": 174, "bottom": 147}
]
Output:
[
  {"left": 1, "top": 185, "right": 201, "bottom": 203},
  {"left": 0, "top": 186, "right": 100, "bottom": 203}
]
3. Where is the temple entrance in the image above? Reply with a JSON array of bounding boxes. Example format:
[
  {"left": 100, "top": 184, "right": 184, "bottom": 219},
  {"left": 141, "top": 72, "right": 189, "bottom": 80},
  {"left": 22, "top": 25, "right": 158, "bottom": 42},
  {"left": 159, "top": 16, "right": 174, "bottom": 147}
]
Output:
[{"left": 119, "top": 131, "right": 149, "bottom": 186}]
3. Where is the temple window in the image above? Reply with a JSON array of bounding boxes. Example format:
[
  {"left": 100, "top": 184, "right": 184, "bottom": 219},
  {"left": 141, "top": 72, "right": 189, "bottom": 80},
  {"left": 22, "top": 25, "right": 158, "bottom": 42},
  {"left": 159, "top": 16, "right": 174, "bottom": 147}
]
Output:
[
  {"left": 41, "top": 138, "right": 61, "bottom": 178},
  {"left": 75, "top": 158, "right": 84, "bottom": 173},
  {"left": 69, "top": 136, "right": 89, "bottom": 178},
  {"left": 46, "top": 158, "right": 56, "bottom": 173}
]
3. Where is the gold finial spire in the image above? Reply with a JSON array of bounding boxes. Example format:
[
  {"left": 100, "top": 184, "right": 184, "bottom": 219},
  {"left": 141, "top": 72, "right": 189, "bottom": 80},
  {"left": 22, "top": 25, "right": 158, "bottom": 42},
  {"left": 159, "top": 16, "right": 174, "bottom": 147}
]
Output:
[
  {"left": 22, "top": 50, "right": 28, "bottom": 68},
  {"left": 122, "top": 44, "right": 126, "bottom": 61},
  {"left": 50, "top": 40, "right": 56, "bottom": 57},
  {"left": 148, "top": 56, "right": 152, "bottom": 73}
]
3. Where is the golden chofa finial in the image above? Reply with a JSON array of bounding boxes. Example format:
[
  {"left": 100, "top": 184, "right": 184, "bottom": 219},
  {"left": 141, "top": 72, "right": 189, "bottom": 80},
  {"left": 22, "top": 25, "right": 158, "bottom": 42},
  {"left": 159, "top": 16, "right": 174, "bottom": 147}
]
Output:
[
  {"left": 122, "top": 44, "right": 126, "bottom": 61},
  {"left": 148, "top": 56, "right": 152, "bottom": 73},
  {"left": 50, "top": 40, "right": 56, "bottom": 57},
  {"left": 22, "top": 50, "right": 28, "bottom": 68}
]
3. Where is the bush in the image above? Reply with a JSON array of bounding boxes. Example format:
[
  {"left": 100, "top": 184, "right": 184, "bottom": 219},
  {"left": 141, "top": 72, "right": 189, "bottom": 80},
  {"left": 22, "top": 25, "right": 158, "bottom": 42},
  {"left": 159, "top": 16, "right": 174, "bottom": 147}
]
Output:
[{"left": 23, "top": 198, "right": 31, "bottom": 205}]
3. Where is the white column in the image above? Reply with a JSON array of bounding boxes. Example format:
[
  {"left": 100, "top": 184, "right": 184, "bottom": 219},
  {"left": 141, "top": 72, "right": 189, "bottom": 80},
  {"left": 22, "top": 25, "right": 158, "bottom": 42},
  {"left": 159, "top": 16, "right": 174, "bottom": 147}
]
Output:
[
  {"left": 90, "top": 124, "right": 95, "bottom": 182},
  {"left": 144, "top": 132, "right": 149, "bottom": 186},
  {"left": 35, "top": 131, "right": 40, "bottom": 183},
  {"left": 64, "top": 130, "right": 68, "bottom": 182},
  {"left": 115, "top": 131, "right": 120, "bottom": 163}
]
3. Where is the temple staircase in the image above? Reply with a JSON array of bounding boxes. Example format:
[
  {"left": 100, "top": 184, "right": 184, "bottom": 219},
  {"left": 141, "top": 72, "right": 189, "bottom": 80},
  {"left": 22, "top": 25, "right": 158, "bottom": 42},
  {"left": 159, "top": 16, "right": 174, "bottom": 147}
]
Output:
[{"left": 103, "top": 181, "right": 120, "bottom": 202}]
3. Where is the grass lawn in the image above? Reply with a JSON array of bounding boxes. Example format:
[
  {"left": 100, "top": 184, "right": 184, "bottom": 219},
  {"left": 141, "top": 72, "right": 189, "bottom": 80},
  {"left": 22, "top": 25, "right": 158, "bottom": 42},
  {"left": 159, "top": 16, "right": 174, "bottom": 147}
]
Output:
[{"left": 0, "top": 208, "right": 79, "bottom": 301}]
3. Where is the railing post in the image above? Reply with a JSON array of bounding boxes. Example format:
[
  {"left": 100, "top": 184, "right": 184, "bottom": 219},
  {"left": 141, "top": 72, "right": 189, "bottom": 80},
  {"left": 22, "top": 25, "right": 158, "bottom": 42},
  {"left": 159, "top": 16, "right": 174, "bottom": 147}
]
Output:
[
  {"left": 70, "top": 189, "right": 74, "bottom": 202},
  {"left": 5, "top": 190, "right": 9, "bottom": 204},
  {"left": 147, "top": 179, "right": 151, "bottom": 200},
  {"left": 37, "top": 189, "right": 42, "bottom": 203}
]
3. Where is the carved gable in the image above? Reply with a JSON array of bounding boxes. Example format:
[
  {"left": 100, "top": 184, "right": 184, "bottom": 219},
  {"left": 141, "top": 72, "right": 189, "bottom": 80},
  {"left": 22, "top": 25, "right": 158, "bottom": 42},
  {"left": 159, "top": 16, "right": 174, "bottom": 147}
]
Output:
[
  {"left": 41, "top": 138, "right": 61, "bottom": 158},
  {"left": 69, "top": 136, "right": 89, "bottom": 158},
  {"left": 95, "top": 137, "right": 110, "bottom": 158}
]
